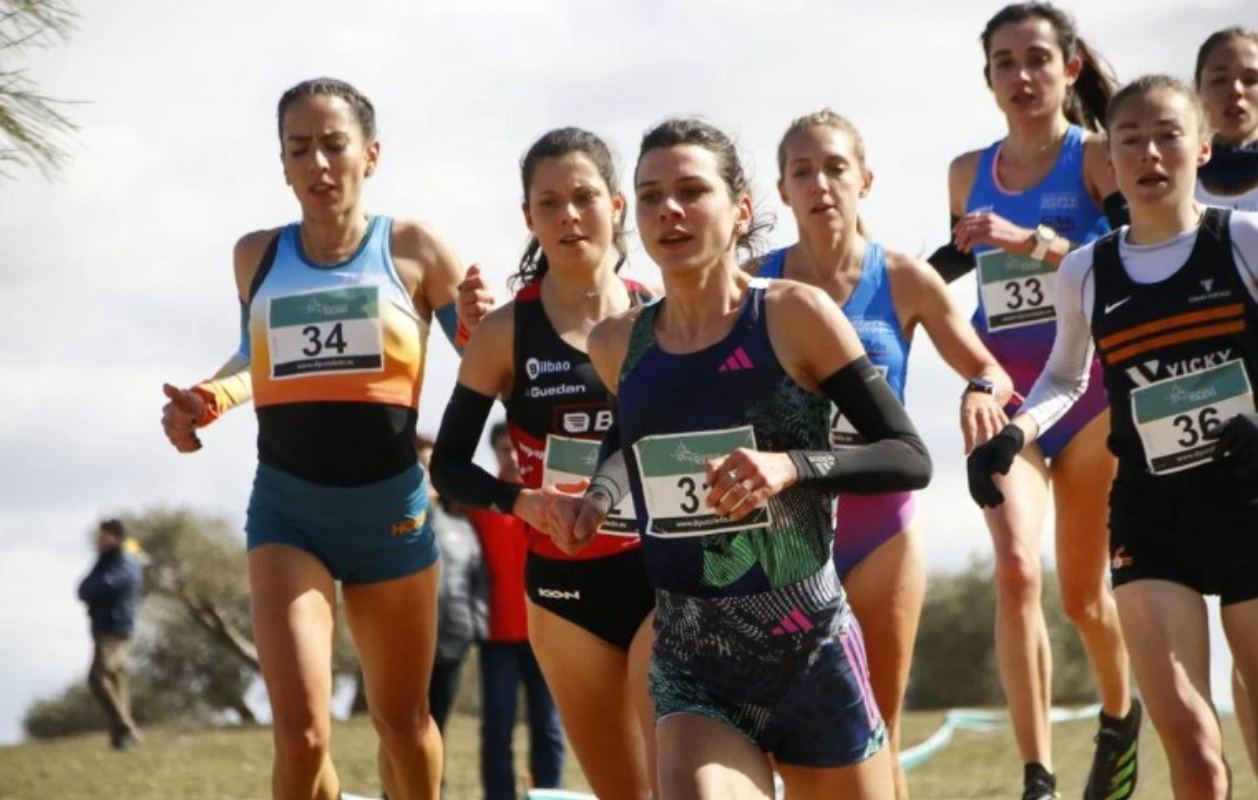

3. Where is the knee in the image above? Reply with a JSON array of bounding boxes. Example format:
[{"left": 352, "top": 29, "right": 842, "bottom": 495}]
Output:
[
  {"left": 993, "top": 550, "right": 1042, "bottom": 603},
  {"left": 1060, "top": 585, "right": 1105, "bottom": 627},
  {"left": 370, "top": 700, "right": 430, "bottom": 753},
  {"left": 271, "top": 718, "right": 331, "bottom": 778},
  {"left": 1163, "top": 730, "right": 1228, "bottom": 794}
]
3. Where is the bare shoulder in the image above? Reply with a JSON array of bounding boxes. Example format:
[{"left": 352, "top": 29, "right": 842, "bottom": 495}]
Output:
[
  {"left": 883, "top": 246, "right": 944, "bottom": 292},
  {"left": 390, "top": 218, "right": 457, "bottom": 266},
  {"left": 589, "top": 305, "right": 647, "bottom": 392},
  {"left": 948, "top": 149, "right": 983, "bottom": 195},
  {"left": 1081, "top": 133, "right": 1117, "bottom": 197},
  {"left": 232, "top": 227, "right": 283, "bottom": 300},
  {"left": 765, "top": 277, "right": 834, "bottom": 319},
  {"left": 469, "top": 299, "right": 516, "bottom": 348}
]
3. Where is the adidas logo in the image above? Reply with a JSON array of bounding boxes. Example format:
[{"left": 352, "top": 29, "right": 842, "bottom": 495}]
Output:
[
  {"left": 717, "top": 347, "right": 755, "bottom": 372},
  {"left": 771, "top": 608, "right": 815, "bottom": 636},
  {"left": 807, "top": 454, "right": 837, "bottom": 473}
]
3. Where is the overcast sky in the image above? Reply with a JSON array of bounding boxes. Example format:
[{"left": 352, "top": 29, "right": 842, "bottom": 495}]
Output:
[{"left": 0, "top": 0, "right": 1249, "bottom": 744}]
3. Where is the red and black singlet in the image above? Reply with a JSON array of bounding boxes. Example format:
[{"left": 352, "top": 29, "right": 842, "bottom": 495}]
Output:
[{"left": 506, "top": 280, "right": 651, "bottom": 560}]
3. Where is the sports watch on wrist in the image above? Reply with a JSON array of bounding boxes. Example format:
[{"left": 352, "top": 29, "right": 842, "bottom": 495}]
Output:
[
  {"left": 964, "top": 376, "right": 996, "bottom": 396},
  {"left": 1028, "top": 224, "right": 1057, "bottom": 261}
]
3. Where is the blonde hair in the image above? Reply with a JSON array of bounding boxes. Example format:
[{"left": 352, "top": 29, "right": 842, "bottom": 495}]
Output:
[{"left": 776, "top": 109, "right": 869, "bottom": 237}]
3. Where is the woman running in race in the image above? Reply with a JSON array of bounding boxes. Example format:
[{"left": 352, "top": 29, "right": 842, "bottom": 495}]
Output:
[
  {"left": 430, "top": 128, "right": 656, "bottom": 800},
  {"left": 1196, "top": 27, "right": 1258, "bottom": 214},
  {"left": 928, "top": 5, "right": 1137, "bottom": 798},
  {"left": 546, "top": 118, "right": 932, "bottom": 800},
  {"left": 159, "top": 78, "right": 473, "bottom": 800},
  {"left": 1195, "top": 25, "right": 1258, "bottom": 778},
  {"left": 754, "top": 109, "right": 1014, "bottom": 798},
  {"left": 969, "top": 73, "right": 1258, "bottom": 800}
]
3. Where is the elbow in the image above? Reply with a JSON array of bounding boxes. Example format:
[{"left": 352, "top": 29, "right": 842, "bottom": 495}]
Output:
[
  {"left": 427, "top": 448, "right": 454, "bottom": 498},
  {"left": 905, "top": 436, "right": 933, "bottom": 490}
]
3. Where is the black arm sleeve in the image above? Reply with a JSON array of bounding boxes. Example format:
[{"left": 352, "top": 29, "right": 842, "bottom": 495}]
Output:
[
  {"left": 1102, "top": 192, "right": 1130, "bottom": 230},
  {"left": 926, "top": 215, "right": 976, "bottom": 283},
  {"left": 788, "top": 357, "right": 933, "bottom": 493},
  {"left": 431, "top": 384, "right": 521, "bottom": 515},
  {"left": 587, "top": 399, "right": 631, "bottom": 507}
]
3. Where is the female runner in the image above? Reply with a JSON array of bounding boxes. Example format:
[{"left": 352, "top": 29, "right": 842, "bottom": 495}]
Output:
[
  {"left": 756, "top": 109, "right": 1013, "bottom": 798},
  {"left": 430, "top": 128, "right": 656, "bottom": 800},
  {"left": 548, "top": 118, "right": 931, "bottom": 800},
  {"left": 969, "top": 74, "right": 1258, "bottom": 800},
  {"left": 160, "top": 78, "right": 473, "bottom": 800},
  {"left": 929, "top": 5, "right": 1137, "bottom": 797},
  {"left": 1194, "top": 25, "right": 1258, "bottom": 777}
]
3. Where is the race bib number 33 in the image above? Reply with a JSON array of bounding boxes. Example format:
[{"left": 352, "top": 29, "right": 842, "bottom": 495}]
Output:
[
  {"left": 1131, "top": 359, "right": 1255, "bottom": 475},
  {"left": 632, "top": 426, "right": 772, "bottom": 537},
  {"left": 269, "top": 287, "right": 384, "bottom": 379},
  {"left": 542, "top": 435, "right": 638, "bottom": 536},
  {"left": 978, "top": 250, "right": 1056, "bottom": 332}
]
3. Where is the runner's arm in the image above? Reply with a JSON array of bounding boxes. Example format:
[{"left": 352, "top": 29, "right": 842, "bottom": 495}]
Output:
[
  {"left": 1010, "top": 245, "right": 1098, "bottom": 442},
  {"left": 430, "top": 305, "right": 519, "bottom": 513},
  {"left": 431, "top": 384, "right": 521, "bottom": 514},
  {"left": 769, "top": 282, "right": 932, "bottom": 493}
]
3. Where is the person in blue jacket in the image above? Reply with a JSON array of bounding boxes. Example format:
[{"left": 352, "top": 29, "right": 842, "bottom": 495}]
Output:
[{"left": 78, "top": 518, "right": 143, "bottom": 751}]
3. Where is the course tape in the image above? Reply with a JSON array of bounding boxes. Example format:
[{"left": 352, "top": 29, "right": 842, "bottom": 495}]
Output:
[{"left": 526, "top": 704, "right": 1106, "bottom": 800}]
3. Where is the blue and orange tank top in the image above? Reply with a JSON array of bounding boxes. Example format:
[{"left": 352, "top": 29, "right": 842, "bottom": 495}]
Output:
[
  {"left": 616, "top": 278, "right": 834, "bottom": 597},
  {"left": 967, "top": 124, "right": 1108, "bottom": 366},
  {"left": 506, "top": 279, "right": 651, "bottom": 561},
  {"left": 246, "top": 215, "right": 429, "bottom": 485}
]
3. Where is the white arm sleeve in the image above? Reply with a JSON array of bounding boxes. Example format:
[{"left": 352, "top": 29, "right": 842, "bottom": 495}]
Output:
[{"left": 1019, "top": 246, "right": 1098, "bottom": 435}]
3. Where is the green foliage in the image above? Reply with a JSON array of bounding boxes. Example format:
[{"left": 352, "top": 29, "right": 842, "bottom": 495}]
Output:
[
  {"left": 0, "top": 0, "right": 78, "bottom": 176},
  {"left": 907, "top": 557, "right": 1097, "bottom": 709}
]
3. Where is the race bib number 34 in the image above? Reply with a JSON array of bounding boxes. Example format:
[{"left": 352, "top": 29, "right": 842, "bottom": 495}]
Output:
[
  {"left": 1132, "top": 359, "right": 1255, "bottom": 475},
  {"left": 632, "top": 426, "right": 772, "bottom": 538},
  {"left": 978, "top": 250, "right": 1056, "bottom": 332},
  {"left": 542, "top": 435, "right": 638, "bottom": 537},
  {"left": 269, "top": 287, "right": 384, "bottom": 379}
]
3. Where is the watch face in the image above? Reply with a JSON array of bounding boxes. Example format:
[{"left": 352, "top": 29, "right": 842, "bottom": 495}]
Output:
[{"left": 968, "top": 378, "right": 995, "bottom": 394}]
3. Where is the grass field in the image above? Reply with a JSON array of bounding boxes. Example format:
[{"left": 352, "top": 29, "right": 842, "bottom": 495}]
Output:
[{"left": 2, "top": 708, "right": 1254, "bottom": 799}]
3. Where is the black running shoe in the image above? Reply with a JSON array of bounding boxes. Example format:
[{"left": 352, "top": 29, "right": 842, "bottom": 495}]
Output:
[
  {"left": 1083, "top": 698, "right": 1142, "bottom": 800},
  {"left": 1023, "top": 762, "right": 1060, "bottom": 800}
]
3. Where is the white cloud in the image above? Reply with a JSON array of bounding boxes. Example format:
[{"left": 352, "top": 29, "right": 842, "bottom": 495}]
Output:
[{"left": 1, "top": 0, "right": 1250, "bottom": 743}]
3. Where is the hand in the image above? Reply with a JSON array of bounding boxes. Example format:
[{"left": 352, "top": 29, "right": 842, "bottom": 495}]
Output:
[
  {"left": 544, "top": 482, "right": 612, "bottom": 556},
  {"left": 704, "top": 448, "right": 796, "bottom": 522},
  {"left": 1215, "top": 413, "right": 1258, "bottom": 480},
  {"left": 953, "top": 211, "right": 1033, "bottom": 255},
  {"left": 161, "top": 383, "right": 204, "bottom": 453},
  {"left": 514, "top": 483, "right": 599, "bottom": 555},
  {"left": 966, "top": 424, "right": 1024, "bottom": 508},
  {"left": 961, "top": 391, "right": 1009, "bottom": 453},
  {"left": 457, "top": 263, "right": 495, "bottom": 333}
]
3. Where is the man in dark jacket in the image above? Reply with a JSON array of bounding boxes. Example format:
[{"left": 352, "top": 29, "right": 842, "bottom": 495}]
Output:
[{"left": 78, "top": 518, "right": 143, "bottom": 750}]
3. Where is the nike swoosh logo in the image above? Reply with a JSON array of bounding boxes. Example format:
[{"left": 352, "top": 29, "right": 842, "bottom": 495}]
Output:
[{"left": 1104, "top": 296, "right": 1132, "bottom": 314}]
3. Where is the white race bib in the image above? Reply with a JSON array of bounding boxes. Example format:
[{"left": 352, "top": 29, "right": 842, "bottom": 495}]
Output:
[
  {"left": 268, "top": 287, "right": 384, "bottom": 379},
  {"left": 978, "top": 250, "right": 1056, "bottom": 332},
  {"left": 542, "top": 435, "right": 638, "bottom": 537},
  {"left": 632, "top": 426, "right": 772, "bottom": 538},
  {"left": 1131, "top": 359, "right": 1256, "bottom": 475}
]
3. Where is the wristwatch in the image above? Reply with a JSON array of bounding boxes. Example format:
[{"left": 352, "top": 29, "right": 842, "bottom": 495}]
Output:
[
  {"left": 1028, "top": 224, "right": 1057, "bottom": 261},
  {"left": 965, "top": 376, "right": 996, "bottom": 396}
]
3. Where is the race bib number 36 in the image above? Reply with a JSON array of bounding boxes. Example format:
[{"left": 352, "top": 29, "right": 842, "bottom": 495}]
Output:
[
  {"left": 269, "top": 287, "right": 384, "bottom": 379},
  {"left": 978, "top": 250, "right": 1056, "bottom": 332},
  {"left": 632, "top": 426, "right": 771, "bottom": 538},
  {"left": 542, "top": 435, "right": 638, "bottom": 537},
  {"left": 1132, "top": 359, "right": 1255, "bottom": 475}
]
